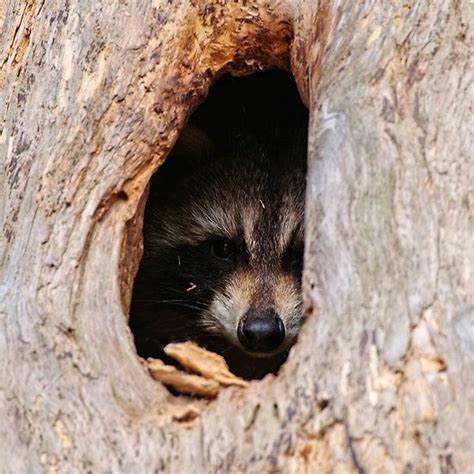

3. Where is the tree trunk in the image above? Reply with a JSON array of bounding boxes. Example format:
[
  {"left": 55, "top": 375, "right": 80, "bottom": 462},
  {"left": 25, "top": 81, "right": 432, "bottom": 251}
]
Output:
[{"left": 1, "top": 0, "right": 472, "bottom": 472}]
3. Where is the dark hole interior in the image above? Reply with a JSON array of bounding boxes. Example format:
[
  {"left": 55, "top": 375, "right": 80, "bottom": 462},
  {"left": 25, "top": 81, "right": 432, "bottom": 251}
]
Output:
[{"left": 130, "top": 70, "right": 308, "bottom": 381}]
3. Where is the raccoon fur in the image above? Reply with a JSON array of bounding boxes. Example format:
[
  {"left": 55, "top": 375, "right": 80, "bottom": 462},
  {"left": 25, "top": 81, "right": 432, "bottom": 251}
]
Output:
[{"left": 130, "top": 73, "right": 308, "bottom": 379}]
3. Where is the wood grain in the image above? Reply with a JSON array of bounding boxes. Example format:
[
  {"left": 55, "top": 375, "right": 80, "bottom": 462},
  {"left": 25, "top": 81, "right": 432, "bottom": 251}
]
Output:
[{"left": 0, "top": 0, "right": 472, "bottom": 472}]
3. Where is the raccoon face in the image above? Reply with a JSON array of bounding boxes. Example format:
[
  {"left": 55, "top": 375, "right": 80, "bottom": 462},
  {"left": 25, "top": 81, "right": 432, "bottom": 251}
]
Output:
[
  {"left": 134, "top": 151, "right": 306, "bottom": 360},
  {"left": 201, "top": 213, "right": 304, "bottom": 357}
]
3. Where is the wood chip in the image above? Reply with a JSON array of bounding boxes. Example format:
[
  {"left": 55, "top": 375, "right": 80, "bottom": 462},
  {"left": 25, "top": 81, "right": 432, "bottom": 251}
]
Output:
[
  {"left": 147, "top": 358, "right": 220, "bottom": 398},
  {"left": 164, "top": 341, "right": 249, "bottom": 388}
]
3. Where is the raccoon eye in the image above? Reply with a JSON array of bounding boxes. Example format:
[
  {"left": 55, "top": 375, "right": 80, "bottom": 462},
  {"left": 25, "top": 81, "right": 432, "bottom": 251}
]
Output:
[{"left": 210, "top": 239, "right": 235, "bottom": 260}]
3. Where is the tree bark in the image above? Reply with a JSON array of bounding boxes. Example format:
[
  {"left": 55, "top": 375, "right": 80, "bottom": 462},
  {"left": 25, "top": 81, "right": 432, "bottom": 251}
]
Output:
[{"left": 1, "top": 0, "right": 472, "bottom": 472}]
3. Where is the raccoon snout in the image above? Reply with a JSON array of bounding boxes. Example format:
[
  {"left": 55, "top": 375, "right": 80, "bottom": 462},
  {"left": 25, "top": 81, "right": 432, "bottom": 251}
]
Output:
[{"left": 237, "top": 308, "right": 285, "bottom": 354}]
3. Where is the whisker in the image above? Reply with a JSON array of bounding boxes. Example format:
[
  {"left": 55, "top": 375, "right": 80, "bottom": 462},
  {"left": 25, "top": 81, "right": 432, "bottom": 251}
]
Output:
[
  {"left": 157, "top": 287, "right": 212, "bottom": 303},
  {"left": 132, "top": 300, "right": 208, "bottom": 312}
]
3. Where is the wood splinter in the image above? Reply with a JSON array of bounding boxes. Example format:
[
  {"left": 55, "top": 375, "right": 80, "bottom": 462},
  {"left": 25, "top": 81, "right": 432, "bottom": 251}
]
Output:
[{"left": 147, "top": 341, "right": 249, "bottom": 398}]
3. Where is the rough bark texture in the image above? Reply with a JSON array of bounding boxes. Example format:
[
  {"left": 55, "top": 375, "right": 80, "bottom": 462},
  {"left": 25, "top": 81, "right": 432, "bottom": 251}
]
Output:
[{"left": 0, "top": 0, "right": 472, "bottom": 472}]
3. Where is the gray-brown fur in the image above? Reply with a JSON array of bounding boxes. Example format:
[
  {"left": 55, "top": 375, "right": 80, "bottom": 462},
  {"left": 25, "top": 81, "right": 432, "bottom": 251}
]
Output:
[{"left": 130, "top": 72, "right": 308, "bottom": 379}]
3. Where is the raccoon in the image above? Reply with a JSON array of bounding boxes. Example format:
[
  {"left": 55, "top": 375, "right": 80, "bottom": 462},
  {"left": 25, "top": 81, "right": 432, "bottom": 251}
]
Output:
[{"left": 130, "top": 73, "right": 308, "bottom": 379}]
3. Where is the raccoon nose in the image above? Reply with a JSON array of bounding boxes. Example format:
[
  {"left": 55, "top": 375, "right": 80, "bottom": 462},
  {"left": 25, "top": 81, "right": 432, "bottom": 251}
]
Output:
[{"left": 238, "top": 309, "right": 285, "bottom": 353}]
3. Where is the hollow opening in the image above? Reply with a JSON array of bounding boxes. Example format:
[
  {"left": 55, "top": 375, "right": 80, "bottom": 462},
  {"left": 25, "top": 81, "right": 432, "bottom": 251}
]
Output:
[{"left": 129, "top": 70, "right": 308, "bottom": 385}]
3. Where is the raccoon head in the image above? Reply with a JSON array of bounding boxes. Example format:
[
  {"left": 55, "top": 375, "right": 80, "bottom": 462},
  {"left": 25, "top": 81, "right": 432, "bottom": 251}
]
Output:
[
  {"left": 133, "top": 130, "right": 305, "bottom": 361},
  {"left": 131, "top": 126, "right": 306, "bottom": 369}
]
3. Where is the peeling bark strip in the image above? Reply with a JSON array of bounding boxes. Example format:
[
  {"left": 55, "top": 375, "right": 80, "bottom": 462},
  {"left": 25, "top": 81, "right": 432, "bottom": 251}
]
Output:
[
  {"left": 146, "top": 342, "right": 248, "bottom": 397},
  {"left": 0, "top": 1, "right": 472, "bottom": 472}
]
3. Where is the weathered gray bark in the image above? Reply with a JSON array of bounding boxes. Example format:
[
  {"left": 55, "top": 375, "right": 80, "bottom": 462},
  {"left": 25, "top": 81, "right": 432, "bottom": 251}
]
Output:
[{"left": 1, "top": 0, "right": 472, "bottom": 472}]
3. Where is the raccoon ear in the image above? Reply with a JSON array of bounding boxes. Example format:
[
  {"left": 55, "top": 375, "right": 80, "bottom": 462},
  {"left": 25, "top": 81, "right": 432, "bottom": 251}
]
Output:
[
  {"left": 172, "top": 125, "right": 216, "bottom": 162},
  {"left": 148, "top": 125, "right": 216, "bottom": 198}
]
